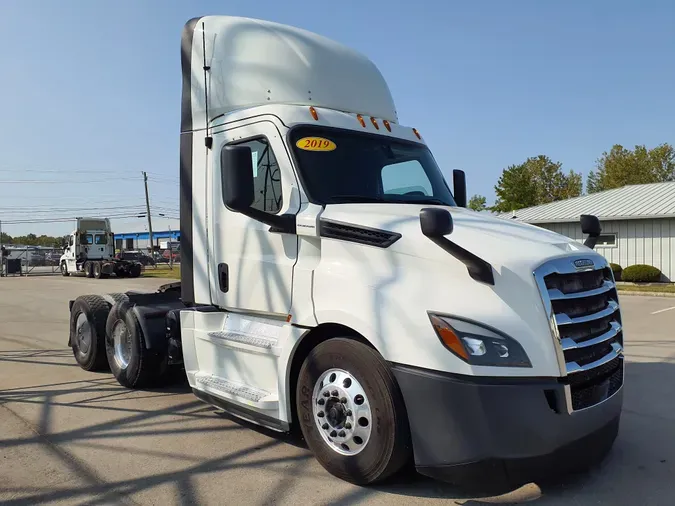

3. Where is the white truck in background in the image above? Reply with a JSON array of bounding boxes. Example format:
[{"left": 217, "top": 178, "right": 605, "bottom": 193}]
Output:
[
  {"left": 66, "top": 16, "right": 625, "bottom": 488},
  {"left": 59, "top": 218, "right": 142, "bottom": 278}
]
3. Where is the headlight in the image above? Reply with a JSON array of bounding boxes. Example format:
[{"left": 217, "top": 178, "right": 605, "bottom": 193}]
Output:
[{"left": 428, "top": 314, "right": 531, "bottom": 368}]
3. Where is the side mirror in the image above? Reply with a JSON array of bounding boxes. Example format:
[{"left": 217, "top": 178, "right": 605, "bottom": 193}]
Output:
[
  {"left": 452, "top": 169, "right": 467, "bottom": 208},
  {"left": 221, "top": 144, "right": 254, "bottom": 212},
  {"left": 580, "top": 214, "right": 601, "bottom": 249},
  {"left": 420, "top": 208, "right": 453, "bottom": 237}
]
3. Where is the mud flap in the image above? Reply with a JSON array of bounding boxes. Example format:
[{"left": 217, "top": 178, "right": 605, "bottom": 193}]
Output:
[{"left": 67, "top": 300, "right": 74, "bottom": 346}]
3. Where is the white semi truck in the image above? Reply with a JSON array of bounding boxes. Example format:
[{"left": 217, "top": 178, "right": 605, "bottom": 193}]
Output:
[
  {"left": 60, "top": 218, "right": 142, "bottom": 278},
  {"left": 67, "top": 16, "right": 625, "bottom": 487}
]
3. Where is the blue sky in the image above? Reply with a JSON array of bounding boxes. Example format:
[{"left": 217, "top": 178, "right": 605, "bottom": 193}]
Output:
[{"left": 1, "top": 0, "right": 674, "bottom": 236}]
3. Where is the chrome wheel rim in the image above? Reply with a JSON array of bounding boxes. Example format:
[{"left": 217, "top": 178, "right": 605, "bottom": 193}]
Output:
[
  {"left": 312, "top": 368, "right": 372, "bottom": 456},
  {"left": 112, "top": 319, "right": 132, "bottom": 369},
  {"left": 75, "top": 313, "right": 91, "bottom": 354}
]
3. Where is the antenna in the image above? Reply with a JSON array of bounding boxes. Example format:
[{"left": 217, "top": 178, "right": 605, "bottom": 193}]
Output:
[{"left": 202, "top": 22, "right": 212, "bottom": 149}]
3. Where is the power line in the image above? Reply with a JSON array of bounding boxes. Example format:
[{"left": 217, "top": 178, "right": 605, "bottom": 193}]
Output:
[
  {"left": 0, "top": 205, "right": 146, "bottom": 212},
  {"left": 0, "top": 168, "right": 176, "bottom": 178},
  {"left": 0, "top": 178, "right": 130, "bottom": 184},
  {"left": 0, "top": 214, "right": 148, "bottom": 225}
]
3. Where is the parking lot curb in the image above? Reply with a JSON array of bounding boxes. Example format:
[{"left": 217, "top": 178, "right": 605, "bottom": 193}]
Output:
[{"left": 617, "top": 290, "right": 675, "bottom": 298}]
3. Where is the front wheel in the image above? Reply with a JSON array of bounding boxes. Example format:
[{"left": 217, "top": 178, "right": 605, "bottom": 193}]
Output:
[{"left": 296, "top": 338, "right": 412, "bottom": 485}]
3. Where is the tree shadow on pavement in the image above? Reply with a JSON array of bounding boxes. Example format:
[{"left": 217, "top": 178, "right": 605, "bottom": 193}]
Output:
[{"left": 1, "top": 355, "right": 674, "bottom": 505}]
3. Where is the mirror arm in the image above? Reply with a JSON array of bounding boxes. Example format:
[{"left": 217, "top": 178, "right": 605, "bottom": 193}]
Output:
[
  {"left": 427, "top": 236, "right": 495, "bottom": 285},
  {"left": 239, "top": 207, "right": 296, "bottom": 234},
  {"left": 584, "top": 235, "right": 598, "bottom": 250}
]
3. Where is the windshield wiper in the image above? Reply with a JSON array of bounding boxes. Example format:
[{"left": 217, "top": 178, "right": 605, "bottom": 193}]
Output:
[
  {"left": 330, "top": 195, "right": 450, "bottom": 205},
  {"left": 331, "top": 195, "right": 388, "bottom": 203},
  {"left": 406, "top": 197, "right": 448, "bottom": 205}
]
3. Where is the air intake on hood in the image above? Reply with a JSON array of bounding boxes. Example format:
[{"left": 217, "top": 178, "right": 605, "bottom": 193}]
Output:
[{"left": 319, "top": 219, "right": 401, "bottom": 248}]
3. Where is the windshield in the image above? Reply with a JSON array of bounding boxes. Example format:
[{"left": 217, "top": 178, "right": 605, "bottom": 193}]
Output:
[{"left": 289, "top": 127, "right": 456, "bottom": 206}]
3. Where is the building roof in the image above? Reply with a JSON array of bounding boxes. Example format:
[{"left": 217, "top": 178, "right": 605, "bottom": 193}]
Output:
[
  {"left": 500, "top": 181, "right": 675, "bottom": 223},
  {"left": 114, "top": 230, "right": 180, "bottom": 241}
]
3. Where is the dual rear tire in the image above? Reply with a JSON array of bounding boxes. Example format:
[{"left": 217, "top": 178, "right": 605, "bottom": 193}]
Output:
[
  {"left": 69, "top": 294, "right": 167, "bottom": 388},
  {"left": 105, "top": 300, "right": 167, "bottom": 388}
]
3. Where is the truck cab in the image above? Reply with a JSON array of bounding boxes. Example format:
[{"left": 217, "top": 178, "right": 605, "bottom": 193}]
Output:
[
  {"left": 60, "top": 218, "right": 140, "bottom": 278},
  {"left": 67, "top": 15, "right": 624, "bottom": 488}
]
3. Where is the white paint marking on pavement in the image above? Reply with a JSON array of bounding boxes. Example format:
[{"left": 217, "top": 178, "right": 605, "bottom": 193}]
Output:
[{"left": 651, "top": 306, "right": 675, "bottom": 315}]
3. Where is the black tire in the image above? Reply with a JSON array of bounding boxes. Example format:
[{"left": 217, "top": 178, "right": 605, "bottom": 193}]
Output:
[
  {"left": 102, "top": 292, "right": 129, "bottom": 306},
  {"left": 69, "top": 295, "right": 111, "bottom": 371},
  {"left": 60, "top": 262, "right": 69, "bottom": 276},
  {"left": 130, "top": 263, "right": 142, "bottom": 278},
  {"left": 93, "top": 261, "right": 102, "bottom": 279},
  {"left": 84, "top": 261, "right": 94, "bottom": 278},
  {"left": 296, "top": 338, "right": 412, "bottom": 485},
  {"left": 105, "top": 300, "right": 167, "bottom": 388}
]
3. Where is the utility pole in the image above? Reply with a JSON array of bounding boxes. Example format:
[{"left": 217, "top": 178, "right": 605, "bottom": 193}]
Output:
[{"left": 142, "top": 172, "right": 154, "bottom": 255}]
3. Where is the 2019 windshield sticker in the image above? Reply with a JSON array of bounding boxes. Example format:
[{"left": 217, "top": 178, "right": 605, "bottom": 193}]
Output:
[{"left": 295, "top": 137, "right": 336, "bottom": 152}]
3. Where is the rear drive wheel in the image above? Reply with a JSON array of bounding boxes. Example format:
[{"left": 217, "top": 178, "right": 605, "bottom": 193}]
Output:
[
  {"left": 114, "top": 265, "right": 126, "bottom": 278},
  {"left": 130, "top": 263, "right": 142, "bottom": 278},
  {"left": 84, "top": 261, "right": 94, "bottom": 278},
  {"left": 93, "top": 261, "right": 102, "bottom": 279},
  {"left": 296, "top": 338, "right": 412, "bottom": 485},
  {"left": 105, "top": 301, "right": 167, "bottom": 388},
  {"left": 69, "top": 295, "right": 111, "bottom": 371},
  {"left": 60, "top": 262, "right": 69, "bottom": 276}
]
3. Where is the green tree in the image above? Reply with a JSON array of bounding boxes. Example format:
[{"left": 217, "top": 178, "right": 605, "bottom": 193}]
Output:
[
  {"left": 587, "top": 143, "right": 675, "bottom": 193},
  {"left": 491, "top": 155, "right": 582, "bottom": 213},
  {"left": 3, "top": 233, "right": 66, "bottom": 247},
  {"left": 467, "top": 194, "right": 488, "bottom": 212}
]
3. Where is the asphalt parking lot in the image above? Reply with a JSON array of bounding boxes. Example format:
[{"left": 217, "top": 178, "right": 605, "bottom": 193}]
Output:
[{"left": 1, "top": 276, "right": 674, "bottom": 505}]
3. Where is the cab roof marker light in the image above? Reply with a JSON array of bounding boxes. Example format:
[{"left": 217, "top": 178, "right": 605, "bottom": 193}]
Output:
[
  {"left": 309, "top": 106, "right": 319, "bottom": 120},
  {"left": 356, "top": 114, "right": 366, "bottom": 127},
  {"left": 370, "top": 117, "right": 380, "bottom": 130},
  {"left": 383, "top": 119, "right": 391, "bottom": 132},
  {"left": 413, "top": 128, "right": 421, "bottom": 139}
]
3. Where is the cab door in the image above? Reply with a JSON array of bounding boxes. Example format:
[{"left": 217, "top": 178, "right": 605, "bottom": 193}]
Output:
[{"left": 209, "top": 120, "right": 300, "bottom": 317}]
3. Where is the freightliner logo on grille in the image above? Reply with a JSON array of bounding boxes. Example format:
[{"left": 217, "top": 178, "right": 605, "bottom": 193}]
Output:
[{"left": 573, "top": 258, "right": 594, "bottom": 270}]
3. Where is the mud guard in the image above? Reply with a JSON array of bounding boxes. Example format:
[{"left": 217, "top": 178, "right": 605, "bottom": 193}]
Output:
[{"left": 125, "top": 291, "right": 185, "bottom": 350}]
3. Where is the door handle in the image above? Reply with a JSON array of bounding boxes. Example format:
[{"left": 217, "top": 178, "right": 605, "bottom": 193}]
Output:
[{"left": 218, "top": 263, "right": 229, "bottom": 293}]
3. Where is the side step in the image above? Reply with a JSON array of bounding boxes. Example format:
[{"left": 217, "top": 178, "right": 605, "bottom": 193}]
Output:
[
  {"left": 198, "top": 313, "right": 284, "bottom": 356},
  {"left": 195, "top": 373, "right": 278, "bottom": 410},
  {"left": 207, "top": 331, "right": 277, "bottom": 350}
]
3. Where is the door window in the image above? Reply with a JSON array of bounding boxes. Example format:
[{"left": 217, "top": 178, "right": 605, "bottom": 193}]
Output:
[{"left": 222, "top": 138, "right": 282, "bottom": 214}]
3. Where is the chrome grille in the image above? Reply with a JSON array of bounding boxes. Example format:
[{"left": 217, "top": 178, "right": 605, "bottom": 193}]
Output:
[{"left": 534, "top": 256, "right": 624, "bottom": 413}]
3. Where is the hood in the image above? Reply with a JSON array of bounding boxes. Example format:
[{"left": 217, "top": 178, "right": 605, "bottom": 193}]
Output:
[{"left": 319, "top": 203, "right": 598, "bottom": 274}]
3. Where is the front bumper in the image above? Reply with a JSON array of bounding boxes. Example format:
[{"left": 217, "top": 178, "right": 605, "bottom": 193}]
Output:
[{"left": 391, "top": 363, "right": 622, "bottom": 486}]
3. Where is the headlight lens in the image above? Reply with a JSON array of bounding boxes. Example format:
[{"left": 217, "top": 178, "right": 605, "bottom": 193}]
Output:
[{"left": 428, "top": 314, "right": 532, "bottom": 367}]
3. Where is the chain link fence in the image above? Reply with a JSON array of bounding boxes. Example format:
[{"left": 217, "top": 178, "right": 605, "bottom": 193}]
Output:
[{"left": 0, "top": 247, "right": 62, "bottom": 277}]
